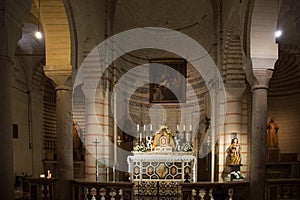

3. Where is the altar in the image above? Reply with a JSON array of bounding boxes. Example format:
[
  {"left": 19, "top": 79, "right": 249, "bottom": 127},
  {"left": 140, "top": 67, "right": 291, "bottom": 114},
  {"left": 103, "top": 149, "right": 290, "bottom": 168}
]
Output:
[
  {"left": 127, "top": 152, "right": 196, "bottom": 182},
  {"left": 127, "top": 125, "right": 196, "bottom": 183}
]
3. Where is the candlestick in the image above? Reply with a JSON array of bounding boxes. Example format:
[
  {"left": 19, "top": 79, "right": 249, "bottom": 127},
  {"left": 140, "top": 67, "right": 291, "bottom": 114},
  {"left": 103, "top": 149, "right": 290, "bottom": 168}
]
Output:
[{"left": 140, "top": 133, "right": 142, "bottom": 143}]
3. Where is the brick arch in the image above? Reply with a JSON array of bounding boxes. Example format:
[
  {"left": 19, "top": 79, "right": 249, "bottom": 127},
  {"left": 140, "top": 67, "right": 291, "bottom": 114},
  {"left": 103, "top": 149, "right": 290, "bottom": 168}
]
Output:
[
  {"left": 222, "top": 16, "right": 246, "bottom": 84},
  {"left": 35, "top": 0, "right": 71, "bottom": 70}
]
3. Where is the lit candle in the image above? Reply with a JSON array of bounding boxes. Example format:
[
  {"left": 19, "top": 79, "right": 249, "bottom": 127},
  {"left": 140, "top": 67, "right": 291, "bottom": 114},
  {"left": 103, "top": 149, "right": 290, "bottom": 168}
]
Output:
[{"left": 137, "top": 124, "right": 139, "bottom": 131}]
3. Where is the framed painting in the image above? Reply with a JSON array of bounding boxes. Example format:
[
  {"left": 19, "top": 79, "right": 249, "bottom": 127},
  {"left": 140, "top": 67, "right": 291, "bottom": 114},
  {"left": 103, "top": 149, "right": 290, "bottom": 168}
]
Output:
[{"left": 149, "top": 59, "right": 187, "bottom": 103}]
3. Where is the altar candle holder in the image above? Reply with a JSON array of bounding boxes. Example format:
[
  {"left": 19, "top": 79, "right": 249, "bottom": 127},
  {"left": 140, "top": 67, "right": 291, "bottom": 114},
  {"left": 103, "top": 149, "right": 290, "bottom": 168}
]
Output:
[
  {"left": 188, "top": 130, "right": 193, "bottom": 145},
  {"left": 135, "top": 125, "right": 140, "bottom": 146},
  {"left": 139, "top": 131, "right": 142, "bottom": 145},
  {"left": 143, "top": 128, "right": 147, "bottom": 146},
  {"left": 182, "top": 130, "right": 187, "bottom": 144},
  {"left": 117, "top": 135, "right": 122, "bottom": 146},
  {"left": 176, "top": 129, "right": 180, "bottom": 139}
]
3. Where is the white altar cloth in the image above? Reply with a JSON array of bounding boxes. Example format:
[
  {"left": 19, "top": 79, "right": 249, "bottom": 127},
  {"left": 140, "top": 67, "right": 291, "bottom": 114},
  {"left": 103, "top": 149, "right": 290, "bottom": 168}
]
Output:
[{"left": 127, "top": 152, "right": 196, "bottom": 182}]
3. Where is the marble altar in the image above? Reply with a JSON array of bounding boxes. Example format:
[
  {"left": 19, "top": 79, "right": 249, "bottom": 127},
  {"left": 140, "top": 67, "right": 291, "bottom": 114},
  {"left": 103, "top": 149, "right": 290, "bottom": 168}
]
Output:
[{"left": 127, "top": 125, "right": 196, "bottom": 182}]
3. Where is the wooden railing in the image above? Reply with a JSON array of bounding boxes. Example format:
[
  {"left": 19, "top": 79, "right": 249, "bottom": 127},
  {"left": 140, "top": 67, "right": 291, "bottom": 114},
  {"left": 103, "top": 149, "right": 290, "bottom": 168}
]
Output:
[
  {"left": 181, "top": 180, "right": 250, "bottom": 200},
  {"left": 266, "top": 179, "right": 300, "bottom": 200},
  {"left": 71, "top": 179, "right": 134, "bottom": 200}
]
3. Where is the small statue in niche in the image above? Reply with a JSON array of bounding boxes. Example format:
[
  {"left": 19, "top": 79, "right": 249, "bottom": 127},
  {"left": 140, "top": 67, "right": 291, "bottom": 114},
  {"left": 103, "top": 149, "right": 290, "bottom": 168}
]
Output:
[
  {"left": 72, "top": 121, "right": 81, "bottom": 150},
  {"left": 226, "top": 137, "right": 243, "bottom": 180},
  {"left": 267, "top": 117, "right": 279, "bottom": 148},
  {"left": 72, "top": 121, "right": 85, "bottom": 160},
  {"left": 227, "top": 138, "right": 242, "bottom": 166}
]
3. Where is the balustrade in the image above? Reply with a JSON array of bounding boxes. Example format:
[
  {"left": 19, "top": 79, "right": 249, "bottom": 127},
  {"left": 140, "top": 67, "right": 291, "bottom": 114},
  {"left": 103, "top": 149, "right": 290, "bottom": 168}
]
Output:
[
  {"left": 27, "top": 178, "right": 253, "bottom": 199},
  {"left": 27, "top": 177, "right": 57, "bottom": 200},
  {"left": 71, "top": 180, "right": 134, "bottom": 200},
  {"left": 266, "top": 179, "right": 300, "bottom": 200},
  {"left": 181, "top": 181, "right": 250, "bottom": 200}
]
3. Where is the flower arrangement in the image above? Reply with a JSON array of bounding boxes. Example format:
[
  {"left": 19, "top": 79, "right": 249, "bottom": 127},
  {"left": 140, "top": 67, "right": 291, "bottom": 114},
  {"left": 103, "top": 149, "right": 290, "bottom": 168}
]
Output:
[
  {"left": 133, "top": 145, "right": 147, "bottom": 152},
  {"left": 182, "top": 143, "right": 193, "bottom": 152}
]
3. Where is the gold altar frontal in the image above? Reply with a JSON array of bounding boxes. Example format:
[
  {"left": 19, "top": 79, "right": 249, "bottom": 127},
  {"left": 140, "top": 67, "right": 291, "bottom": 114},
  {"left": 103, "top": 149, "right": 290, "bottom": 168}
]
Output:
[{"left": 127, "top": 152, "right": 196, "bottom": 182}]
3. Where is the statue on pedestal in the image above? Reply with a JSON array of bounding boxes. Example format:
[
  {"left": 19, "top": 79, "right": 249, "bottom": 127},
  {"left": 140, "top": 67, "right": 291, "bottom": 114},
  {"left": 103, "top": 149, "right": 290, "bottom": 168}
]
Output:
[
  {"left": 267, "top": 118, "right": 279, "bottom": 148},
  {"left": 226, "top": 137, "right": 243, "bottom": 180}
]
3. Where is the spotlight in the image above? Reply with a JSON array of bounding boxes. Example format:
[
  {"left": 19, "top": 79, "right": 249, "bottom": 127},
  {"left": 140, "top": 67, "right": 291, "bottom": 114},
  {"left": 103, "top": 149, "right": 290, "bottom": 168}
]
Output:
[
  {"left": 275, "top": 30, "right": 282, "bottom": 38},
  {"left": 35, "top": 0, "right": 42, "bottom": 40},
  {"left": 35, "top": 30, "right": 42, "bottom": 39}
]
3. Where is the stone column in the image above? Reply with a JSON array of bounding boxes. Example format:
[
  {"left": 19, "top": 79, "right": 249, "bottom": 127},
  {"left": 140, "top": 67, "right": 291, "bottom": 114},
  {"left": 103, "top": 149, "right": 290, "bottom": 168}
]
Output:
[
  {"left": 0, "top": 1, "right": 30, "bottom": 198},
  {"left": 0, "top": 56, "right": 14, "bottom": 200},
  {"left": 250, "top": 68, "right": 273, "bottom": 199},
  {"left": 44, "top": 68, "right": 73, "bottom": 200},
  {"left": 56, "top": 85, "right": 73, "bottom": 199}
]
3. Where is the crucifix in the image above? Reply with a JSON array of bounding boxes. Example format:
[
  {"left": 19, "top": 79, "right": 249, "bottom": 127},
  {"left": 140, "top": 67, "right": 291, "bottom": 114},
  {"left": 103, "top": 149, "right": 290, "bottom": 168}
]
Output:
[{"left": 92, "top": 138, "right": 101, "bottom": 182}]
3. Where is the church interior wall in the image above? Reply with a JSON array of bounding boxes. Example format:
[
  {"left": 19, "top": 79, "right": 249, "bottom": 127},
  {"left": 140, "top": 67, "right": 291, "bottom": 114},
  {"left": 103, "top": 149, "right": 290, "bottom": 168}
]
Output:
[
  {"left": 5, "top": 0, "right": 300, "bottom": 198},
  {"left": 268, "top": 93, "right": 300, "bottom": 155},
  {"left": 11, "top": 57, "right": 33, "bottom": 176}
]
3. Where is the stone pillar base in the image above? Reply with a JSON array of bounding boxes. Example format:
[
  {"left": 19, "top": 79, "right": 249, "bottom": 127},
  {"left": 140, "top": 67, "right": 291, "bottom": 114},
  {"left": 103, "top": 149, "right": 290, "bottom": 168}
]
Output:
[{"left": 267, "top": 148, "right": 280, "bottom": 162}]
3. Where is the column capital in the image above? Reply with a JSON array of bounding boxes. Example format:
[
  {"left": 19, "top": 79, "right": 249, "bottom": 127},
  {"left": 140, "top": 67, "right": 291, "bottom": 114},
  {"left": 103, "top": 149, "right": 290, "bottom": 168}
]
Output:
[
  {"left": 225, "top": 83, "right": 246, "bottom": 99},
  {"left": 251, "top": 69, "right": 273, "bottom": 90},
  {"left": 44, "top": 65, "right": 72, "bottom": 87},
  {"left": 55, "top": 85, "right": 72, "bottom": 91}
]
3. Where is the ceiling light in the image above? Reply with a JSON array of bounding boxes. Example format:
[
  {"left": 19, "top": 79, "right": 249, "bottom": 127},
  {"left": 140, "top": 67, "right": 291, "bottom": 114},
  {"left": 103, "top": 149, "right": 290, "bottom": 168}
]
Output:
[
  {"left": 275, "top": 30, "right": 282, "bottom": 38},
  {"left": 35, "top": 0, "right": 43, "bottom": 39},
  {"left": 35, "top": 31, "right": 42, "bottom": 39}
]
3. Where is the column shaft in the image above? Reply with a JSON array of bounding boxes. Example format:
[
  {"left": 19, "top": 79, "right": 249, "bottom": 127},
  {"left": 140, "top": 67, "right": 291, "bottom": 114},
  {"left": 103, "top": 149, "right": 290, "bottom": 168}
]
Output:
[
  {"left": 56, "top": 87, "right": 73, "bottom": 200},
  {"left": 250, "top": 87, "right": 268, "bottom": 199},
  {"left": 0, "top": 56, "right": 14, "bottom": 200}
]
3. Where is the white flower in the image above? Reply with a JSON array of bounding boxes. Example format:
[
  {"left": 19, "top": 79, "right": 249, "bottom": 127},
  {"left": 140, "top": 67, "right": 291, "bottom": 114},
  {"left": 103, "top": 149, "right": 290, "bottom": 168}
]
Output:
[
  {"left": 182, "top": 144, "right": 193, "bottom": 152},
  {"left": 133, "top": 145, "right": 147, "bottom": 152}
]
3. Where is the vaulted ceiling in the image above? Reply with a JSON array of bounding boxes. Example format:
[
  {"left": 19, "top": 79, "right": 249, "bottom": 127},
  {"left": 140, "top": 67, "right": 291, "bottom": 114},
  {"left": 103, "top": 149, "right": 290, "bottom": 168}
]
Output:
[{"left": 15, "top": 0, "right": 300, "bottom": 96}]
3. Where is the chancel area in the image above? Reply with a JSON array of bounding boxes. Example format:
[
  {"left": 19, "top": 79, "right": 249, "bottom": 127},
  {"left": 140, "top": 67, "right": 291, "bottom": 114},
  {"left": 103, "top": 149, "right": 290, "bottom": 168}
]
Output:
[{"left": 2, "top": 0, "right": 300, "bottom": 200}]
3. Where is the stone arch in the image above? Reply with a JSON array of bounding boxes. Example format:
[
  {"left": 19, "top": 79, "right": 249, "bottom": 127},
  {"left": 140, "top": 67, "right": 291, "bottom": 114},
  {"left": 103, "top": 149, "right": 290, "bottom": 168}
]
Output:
[
  {"left": 34, "top": 0, "right": 71, "bottom": 78},
  {"left": 222, "top": 16, "right": 246, "bottom": 84},
  {"left": 248, "top": 0, "right": 280, "bottom": 70}
]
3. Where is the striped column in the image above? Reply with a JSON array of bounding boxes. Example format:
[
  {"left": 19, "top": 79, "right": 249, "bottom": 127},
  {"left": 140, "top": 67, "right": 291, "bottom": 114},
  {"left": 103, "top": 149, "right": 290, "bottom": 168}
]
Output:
[
  {"left": 218, "top": 85, "right": 246, "bottom": 180},
  {"left": 81, "top": 45, "right": 113, "bottom": 181}
]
